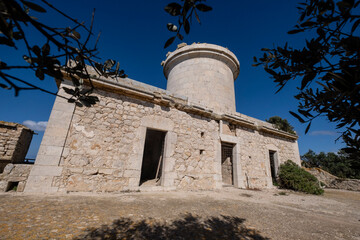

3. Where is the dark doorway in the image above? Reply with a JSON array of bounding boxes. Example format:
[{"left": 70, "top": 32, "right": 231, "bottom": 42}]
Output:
[
  {"left": 140, "top": 129, "right": 166, "bottom": 186},
  {"left": 221, "top": 143, "right": 234, "bottom": 185},
  {"left": 269, "top": 151, "right": 277, "bottom": 184}
]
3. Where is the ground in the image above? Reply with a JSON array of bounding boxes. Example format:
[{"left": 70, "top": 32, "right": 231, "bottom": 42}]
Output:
[{"left": 0, "top": 188, "right": 359, "bottom": 239}]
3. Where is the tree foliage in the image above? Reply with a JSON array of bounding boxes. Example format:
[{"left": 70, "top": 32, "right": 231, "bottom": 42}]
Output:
[
  {"left": 254, "top": 0, "right": 360, "bottom": 156},
  {"left": 302, "top": 149, "right": 360, "bottom": 178},
  {"left": 0, "top": 0, "right": 130, "bottom": 106},
  {"left": 1, "top": 0, "right": 211, "bottom": 105},
  {"left": 266, "top": 116, "right": 296, "bottom": 134},
  {"left": 278, "top": 160, "right": 324, "bottom": 195},
  {"left": 164, "top": 0, "right": 212, "bottom": 48}
]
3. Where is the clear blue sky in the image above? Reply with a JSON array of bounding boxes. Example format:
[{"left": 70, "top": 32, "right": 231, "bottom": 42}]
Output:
[{"left": 0, "top": 0, "right": 346, "bottom": 159}]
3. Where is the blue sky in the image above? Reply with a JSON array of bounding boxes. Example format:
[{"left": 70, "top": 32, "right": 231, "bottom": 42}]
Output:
[{"left": 0, "top": 0, "right": 346, "bottom": 159}]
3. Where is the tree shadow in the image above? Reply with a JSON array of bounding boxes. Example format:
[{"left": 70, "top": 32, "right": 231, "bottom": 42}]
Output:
[{"left": 74, "top": 213, "right": 269, "bottom": 240}]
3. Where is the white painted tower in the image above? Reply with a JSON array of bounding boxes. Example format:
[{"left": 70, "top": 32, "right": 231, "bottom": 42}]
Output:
[{"left": 163, "top": 43, "right": 240, "bottom": 113}]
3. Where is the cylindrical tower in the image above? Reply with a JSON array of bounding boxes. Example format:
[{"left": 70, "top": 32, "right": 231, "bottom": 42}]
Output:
[{"left": 162, "top": 43, "right": 240, "bottom": 113}]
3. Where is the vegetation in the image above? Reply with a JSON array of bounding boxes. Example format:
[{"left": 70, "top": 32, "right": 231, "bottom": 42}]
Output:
[
  {"left": 266, "top": 116, "right": 296, "bottom": 134},
  {"left": 0, "top": 0, "right": 211, "bottom": 104},
  {"left": 164, "top": 0, "right": 212, "bottom": 48},
  {"left": 254, "top": 0, "right": 360, "bottom": 158},
  {"left": 0, "top": 0, "right": 128, "bottom": 106},
  {"left": 278, "top": 160, "right": 324, "bottom": 195},
  {"left": 302, "top": 149, "right": 360, "bottom": 179}
]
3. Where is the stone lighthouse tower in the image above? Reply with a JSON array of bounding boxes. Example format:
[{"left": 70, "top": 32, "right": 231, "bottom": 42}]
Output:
[{"left": 162, "top": 43, "right": 240, "bottom": 113}]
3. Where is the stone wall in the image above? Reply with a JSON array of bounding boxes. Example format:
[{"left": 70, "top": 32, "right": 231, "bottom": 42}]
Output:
[
  {"left": 0, "top": 121, "right": 34, "bottom": 172},
  {"left": 0, "top": 163, "right": 33, "bottom": 192},
  {"left": 23, "top": 70, "right": 301, "bottom": 193},
  {"left": 305, "top": 167, "right": 360, "bottom": 191},
  {"left": 46, "top": 86, "right": 300, "bottom": 193},
  {"left": 53, "top": 89, "right": 220, "bottom": 192}
]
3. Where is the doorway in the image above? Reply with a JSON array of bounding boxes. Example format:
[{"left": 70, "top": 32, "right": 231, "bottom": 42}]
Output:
[
  {"left": 140, "top": 129, "right": 166, "bottom": 186},
  {"left": 269, "top": 151, "right": 278, "bottom": 184},
  {"left": 221, "top": 142, "right": 234, "bottom": 186}
]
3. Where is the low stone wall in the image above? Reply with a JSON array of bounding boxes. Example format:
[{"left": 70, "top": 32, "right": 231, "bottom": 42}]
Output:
[
  {"left": 0, "top": 121, "right": 34, "bottom": 172},
  {"left": 0, "top": 163, "right": 33, "bottom": 192},
  {"left": 305, "top": 167, "right": 360, "bottom": 191}
]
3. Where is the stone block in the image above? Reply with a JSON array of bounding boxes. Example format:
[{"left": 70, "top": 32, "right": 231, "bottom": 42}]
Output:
[
  {"left": 99, "top": 168, "right": 113, "bottom": 175},
  {"left": 37, "top": 145, "right": 63, "bottom": 157},
  {"left": 123, "top": 169, "right": 139, "bottom": 178},
  {"left": 3, "top": 164, "right": 14, "bottom": 174},
  {"left": 41, "top": 135, "right": 67, "bottom": 147},
  {"left": 35, "top": 155, "right": 61, "bottom": 166},
  {"left": 0, "top": 181, "right": 7, "bottom": 192},
  {"left": 29, "top": 166, "right": 63, "bottom": 176},
  {"left": 83, "top": 168, "right": 98, "bottom": 175},
  {"left": 24, "top": 175, "right": 59, "bottom": 193},
  {"left": 68, "top": 167, "right": 83, "bottom": 174},
  {"left": 128, "top": 177, "right": 140, "bottom": 187}
]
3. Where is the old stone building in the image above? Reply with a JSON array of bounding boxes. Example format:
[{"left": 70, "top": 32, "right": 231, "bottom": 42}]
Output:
[
  {"left": 24, "top": 43, "right": 301, "bottom": 193},
  {"left": 0, "top": 121, "right": 34, "bottom": 173},
  {"left": 0, "top": 121, "right": 34, "bottom": 192}
]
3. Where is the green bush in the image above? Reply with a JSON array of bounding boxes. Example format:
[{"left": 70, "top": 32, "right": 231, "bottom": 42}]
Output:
[{"left": 278, "top": 160, "right": 324, "bottom": 195}]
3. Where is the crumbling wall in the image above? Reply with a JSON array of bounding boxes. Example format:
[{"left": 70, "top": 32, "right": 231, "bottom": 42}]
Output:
[
  {"left": 0, "top": 121, "right": 34, "bottom": 172},
  {"left": 0, "top": 163, "right": 33, "bottom": 192},
  {"left": 305, "top": 167, "right": 360, "bottom": 191}
]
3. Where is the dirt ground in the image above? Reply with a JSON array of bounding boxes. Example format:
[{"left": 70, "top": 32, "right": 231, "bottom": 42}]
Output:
[{"left": 0, "top": 188, "right": 359, "bottom": 240}]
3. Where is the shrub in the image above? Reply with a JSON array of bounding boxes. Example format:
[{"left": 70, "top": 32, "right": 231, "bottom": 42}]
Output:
[
  {"left": 266, "top": 116, "right": 296, "bottom": 134},
  {"left": 278, "top": 160, "right": 324, "bottom": 195}
]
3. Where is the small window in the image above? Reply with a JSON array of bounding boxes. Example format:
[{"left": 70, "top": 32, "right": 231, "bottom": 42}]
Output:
[{"left": 6, "top": 181, "right": 19, "bottom": 192}]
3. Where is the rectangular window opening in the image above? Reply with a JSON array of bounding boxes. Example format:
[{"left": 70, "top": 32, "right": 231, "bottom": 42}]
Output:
[
  {"left": 221, "top": 142, "right": 234, "bottom": 186},
  {"left": 6, "top": 181, "right": 19, "bottom": 192},
  {"left": 269, "top": 151, "right": 278, "bottom": 184},
  {"left": 140, "top": 129, "right": 166, "bottom": 186}
]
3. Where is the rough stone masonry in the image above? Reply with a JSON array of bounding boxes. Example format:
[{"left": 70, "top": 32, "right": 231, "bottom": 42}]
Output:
[
  {"left": 24, "top": 43, "right": 301, "bottom": 193},
  {"left": 0, "top": 121, "right": 33, "bottom": 173}
]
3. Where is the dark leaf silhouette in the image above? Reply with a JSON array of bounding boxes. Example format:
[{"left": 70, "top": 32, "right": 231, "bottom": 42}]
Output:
[
  {"left": 305, "top": 122, "right": 311, "bottom": 134},
  {"left": 184, "top": 18, "right": 190, "bottom": 34},
  {"left": 288, "top": 29, "right": 305, "bottom": 34},
  {"left": 164, "top": 36, "right": 175, "bottom": 48},
  {"left": 255, "top": 0, "right": 360, "bottom": 156},
  {"left": 22, "top": 1, "right": 46, "bottom": 13},
  {"left": 301, "top": 72, "right": 316, "bottom": 90},
  {"left": 164, "top": 3, "right": 182, "bottom": 16},
  {"left": 196, "top": 4, "right": 213, "bottom": 12},
  {"left": 289, "top": 111, "right": 305, "bottom": 123},
  {"left": 164, "top": 0, "right": 212, "bottom": 48}
]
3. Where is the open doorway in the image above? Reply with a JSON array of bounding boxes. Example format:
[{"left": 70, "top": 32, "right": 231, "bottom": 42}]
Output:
[
  {"left": 269, "top": 151, "right": 278, "bottom": 184},
  {"left": 140, "top": 129, "right": 166, "bottom": 186},
  {"left": 221, "top": 142, "right": 234, "bottom": 186}
]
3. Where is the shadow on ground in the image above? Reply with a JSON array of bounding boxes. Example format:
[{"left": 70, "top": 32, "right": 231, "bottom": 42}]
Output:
[{"left": 74, "top": 213, "right": 269, "bottom": 240}]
